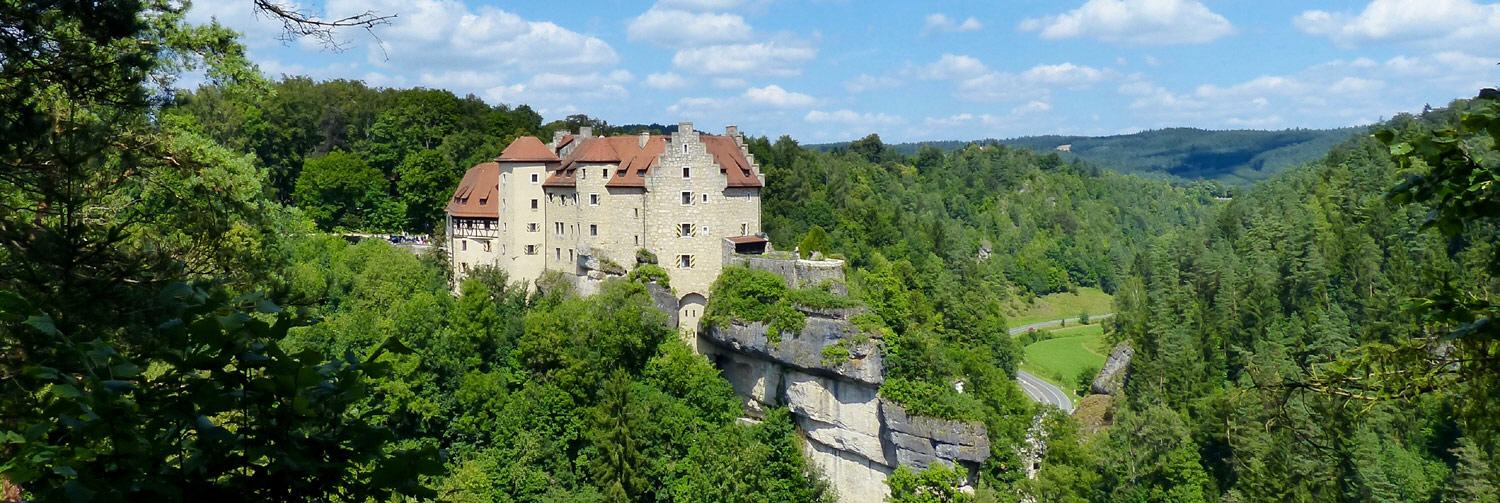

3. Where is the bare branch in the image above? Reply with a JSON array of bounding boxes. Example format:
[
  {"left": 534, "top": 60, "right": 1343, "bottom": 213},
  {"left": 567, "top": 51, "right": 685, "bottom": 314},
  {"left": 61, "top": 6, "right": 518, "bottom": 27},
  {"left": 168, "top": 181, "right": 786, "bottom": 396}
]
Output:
[{"left": 251, "top": 0, "right": 395, "bottom": 54}]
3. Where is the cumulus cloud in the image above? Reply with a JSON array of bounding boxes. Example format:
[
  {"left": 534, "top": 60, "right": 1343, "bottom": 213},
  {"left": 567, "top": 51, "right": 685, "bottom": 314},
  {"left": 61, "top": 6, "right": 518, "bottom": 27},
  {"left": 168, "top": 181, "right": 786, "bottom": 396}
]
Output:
[
  {"left": 673, "top": 41, "right": 817, "bottom": 76},
  {"left": 645, "top": 72, "right": 690, "bottom": 90},
  {"left": 1022, "top": 62, "right": 1109, "bottom": 86},
  {"left": 922, "top": 54, "right": 990, "bottom": 80},
  {"left": 1118, "top": 50, "right": 1496, "bottom": 129},
  {"left": 804, "top": 109, "right": 901, "bottom": 125},
  {"left": 483, "top": 70, "right": 634, "bottom": 108},
  {"left": 1020, "top": 0, "right": 1233, "bottom": 45},
  {"left": 845, "top": 74, "right": 902, "bottom": 93},
  {"left": 743, "top": 85, "right": 815, "bottom": 108},
  {"left": 923, "top": 14, "right": 983, "bottom": 35},
  {"left": 1295, "top": 0, "right": 1500, "bottom": 47},
  {"left": 918, "top": 55, "right": 1111, "bottom": 103},
  {"left": 628, "top": 7, "right": 752, "bottom": 46}
]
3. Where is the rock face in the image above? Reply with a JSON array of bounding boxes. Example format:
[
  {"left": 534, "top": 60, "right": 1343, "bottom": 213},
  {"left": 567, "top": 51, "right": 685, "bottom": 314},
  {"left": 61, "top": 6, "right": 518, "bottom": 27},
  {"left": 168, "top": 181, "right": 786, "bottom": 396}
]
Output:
[
  {"left": 702, "top": 309, "right": 990, "bottom": 503},
  {"left": 1090, "top": 343, "right": 1134, "bottom": 396}
]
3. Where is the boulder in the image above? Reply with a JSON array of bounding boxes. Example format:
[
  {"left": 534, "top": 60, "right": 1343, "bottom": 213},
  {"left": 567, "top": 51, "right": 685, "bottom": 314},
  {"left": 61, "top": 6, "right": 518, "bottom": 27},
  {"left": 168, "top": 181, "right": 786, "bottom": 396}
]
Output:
[{"left": 1090, "top": 343, "right": 1134, "bottom": 396}]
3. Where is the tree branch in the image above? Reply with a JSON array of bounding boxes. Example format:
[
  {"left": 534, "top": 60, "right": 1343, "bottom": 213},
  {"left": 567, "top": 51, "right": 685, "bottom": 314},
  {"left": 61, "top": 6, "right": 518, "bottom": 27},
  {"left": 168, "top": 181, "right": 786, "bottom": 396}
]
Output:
[{"left": 251, "top": 0, "right": 396, "bottom": 53}]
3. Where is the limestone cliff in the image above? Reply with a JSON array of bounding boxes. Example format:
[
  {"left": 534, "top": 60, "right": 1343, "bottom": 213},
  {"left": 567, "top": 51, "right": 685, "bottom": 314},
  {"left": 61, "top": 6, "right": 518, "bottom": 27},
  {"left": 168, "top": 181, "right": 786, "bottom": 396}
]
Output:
[{"left": 701, "top": 308, "right": 989, "bottom": 502}]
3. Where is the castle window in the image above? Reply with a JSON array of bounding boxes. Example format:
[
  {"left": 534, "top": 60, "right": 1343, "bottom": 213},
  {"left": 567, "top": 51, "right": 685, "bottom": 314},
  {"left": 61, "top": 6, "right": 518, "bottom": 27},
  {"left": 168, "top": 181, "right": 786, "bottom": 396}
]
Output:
[
  {"left": 590, "top": 193, "right": 600, "bottom": 206},
  {"left": 681, "top": 191, "right": 692, "bottom": 205},
  {"left": 555, "top": 248, "right": 561, "bottom": 260},
  {"left": 682, "top": 167, "right": 690, "bottom": 178},
  {"left": 527, "top": 223, "right": 539, "bottom": 232},
  {"left": 461, "top": 240, "right": 467, "bottom": 251},
  {"left": 502, "top": 173, "right": 509, "bottom": 184},
  {"left": 531, "top": 199, "right": 539, "bottom": 210},
  {"left": 677, "top": 255, "right": 694, "bottom": 268},
  {"left": 633, "top": 208, "right": 639, "bottom": 218},
  {"left": 602, "top": 168, "right": 608, "bottom": 178},
  {"left": 569, "top": 249, "right": 574, "bottom": 261},
  {"left": 634, "top": 235, "right": 639, "bottom": 245},
  {"left": 525, "top": 245, "right": 537, "bottom": 255},
  {"left": 461, "top": 262, "right": 469, "bottom": 272},
  {"left": 679, "top": 223, "right": 694, "bottom": 237},
  {"left": 741, "top": 223, "right": 748, "bottom": 235},
  {"left": 590, "top": 224, "right": 598, "bottom": 236},
  {"left": 530, "top": 173, "right": 539, "bottom": 183},
  {"left": 555, "top": 222, "right": 564, "bottom": 235},
  {"left": 702, "top": 194, "right": 709, "bottom": 203},
  {"left": 683, "top": 143, "right": 689, "bottom": 154}
]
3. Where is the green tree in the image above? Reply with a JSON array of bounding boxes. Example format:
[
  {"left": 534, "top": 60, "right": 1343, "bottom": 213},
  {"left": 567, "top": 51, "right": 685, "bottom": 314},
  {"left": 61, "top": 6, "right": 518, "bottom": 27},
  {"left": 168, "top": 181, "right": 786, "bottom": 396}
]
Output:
[
  {"left": 294, "top": 151, "right": 393, "bottom": 230},
  {"left": 396, "top": 149, "right": 462, "bottom": 232},
  {"left": 798, "top": 225, "right": 830, "bottom": 259}
]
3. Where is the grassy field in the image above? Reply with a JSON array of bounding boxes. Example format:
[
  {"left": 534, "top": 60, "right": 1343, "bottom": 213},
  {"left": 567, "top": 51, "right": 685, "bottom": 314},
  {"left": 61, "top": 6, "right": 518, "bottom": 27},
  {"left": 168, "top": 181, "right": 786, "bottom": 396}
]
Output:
[
  {"left": 1008, "top": 287, "right": 1114, "bottom": 327},
  {"left": 1018, "top": 324, "right": 1110, "bottom": 397}
]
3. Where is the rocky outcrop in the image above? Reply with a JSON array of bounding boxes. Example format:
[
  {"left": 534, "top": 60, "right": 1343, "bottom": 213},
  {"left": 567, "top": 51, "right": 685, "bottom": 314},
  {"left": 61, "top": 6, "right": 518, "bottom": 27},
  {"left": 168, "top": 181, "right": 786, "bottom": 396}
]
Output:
[
  {"left": 703, "top": 316, "right": 881, "bottom": 385},
  {"left": 1090, "top": 343, "right": 1134, "bottom": 396},
  {"left": 703, "top": 308, "right": 990, "bottom": 503},
  {"left": 881, "top": 399, "right": 990, "bottom": 469}
]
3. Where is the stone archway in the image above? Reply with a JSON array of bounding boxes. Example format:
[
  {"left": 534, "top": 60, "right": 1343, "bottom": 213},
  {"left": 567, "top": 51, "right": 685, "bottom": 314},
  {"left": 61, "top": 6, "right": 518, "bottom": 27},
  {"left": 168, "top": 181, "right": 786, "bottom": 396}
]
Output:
[{"left": 677, "top": 292, "right": 707, "bottom": 336}]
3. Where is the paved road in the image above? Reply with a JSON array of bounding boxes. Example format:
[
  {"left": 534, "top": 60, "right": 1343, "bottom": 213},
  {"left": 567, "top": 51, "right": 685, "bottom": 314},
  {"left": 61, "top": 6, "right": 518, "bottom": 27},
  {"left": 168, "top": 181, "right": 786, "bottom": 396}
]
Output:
[
  {"left": 1009, "top": 313, "right": 1114, "bottom": 414},
  {"left": 1007, "top": 313, "right": 1114, "bottom": 336},
  {"left": 1016, "top": 369, "right": 1074, "bottom": 414}
]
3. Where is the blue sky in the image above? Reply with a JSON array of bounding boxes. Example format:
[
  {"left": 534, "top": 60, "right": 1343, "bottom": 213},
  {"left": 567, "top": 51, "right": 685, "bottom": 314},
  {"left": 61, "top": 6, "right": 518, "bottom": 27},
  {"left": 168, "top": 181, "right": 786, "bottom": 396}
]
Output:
[{"left": 186, "top": 0, "right": 1500, "bottom": 143}]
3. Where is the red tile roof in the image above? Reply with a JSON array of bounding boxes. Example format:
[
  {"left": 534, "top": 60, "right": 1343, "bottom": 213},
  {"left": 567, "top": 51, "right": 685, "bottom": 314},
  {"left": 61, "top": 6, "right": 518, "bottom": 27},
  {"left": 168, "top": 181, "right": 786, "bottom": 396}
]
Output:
[
  {"left": 497, "top": 136, "right": 559, "bottom": 162},
  {"left": 530, "top": 132, "right": 761, "bottom": 190},
  {"left": 570, "top": 137, "right": 621, "bottom": 163},
  {"left": 447, "top": 162, "right": 500, "bottom": 217}
]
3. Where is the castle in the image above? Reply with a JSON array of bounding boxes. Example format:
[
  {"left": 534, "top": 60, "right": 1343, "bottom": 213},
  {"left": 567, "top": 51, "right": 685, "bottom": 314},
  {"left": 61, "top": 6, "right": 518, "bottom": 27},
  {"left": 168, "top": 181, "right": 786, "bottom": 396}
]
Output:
[{"left": 445, "top": 122, "right": 767, "bottom": 332}]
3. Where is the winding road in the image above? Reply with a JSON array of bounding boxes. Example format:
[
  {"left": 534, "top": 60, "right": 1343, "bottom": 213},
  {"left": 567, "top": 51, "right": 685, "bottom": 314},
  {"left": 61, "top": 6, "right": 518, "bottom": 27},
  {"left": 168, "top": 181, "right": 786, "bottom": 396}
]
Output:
[{"left": 1008, "top": 313, "right": 1114, "bottom": 414}]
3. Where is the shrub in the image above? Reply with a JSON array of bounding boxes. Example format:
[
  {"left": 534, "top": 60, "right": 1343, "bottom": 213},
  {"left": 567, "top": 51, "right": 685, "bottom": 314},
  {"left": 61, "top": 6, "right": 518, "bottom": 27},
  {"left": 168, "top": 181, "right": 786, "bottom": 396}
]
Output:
[
  {"left": 704, "top": 267, "right": 806, "bottom": 345},
  {"left": 786, "top": 286, "right": 861, "bottom": 310},
  {"left": 878, "top": 377, "right": 984, "bottom": 422},
  {"left": 1075, "top": 365, "right": 1099, "bottom": 396},
  {"left": 635, "top": 248, "right": 658, "bottom": 265},
  {"left": 627, "top": 264, "right": 671, "bottom": 288},
  {"left": 820, "top": 342, "right": 852, "bottom": 366},
  {"left": 598, "top": 257, "right": 627, "bottom": 276}
]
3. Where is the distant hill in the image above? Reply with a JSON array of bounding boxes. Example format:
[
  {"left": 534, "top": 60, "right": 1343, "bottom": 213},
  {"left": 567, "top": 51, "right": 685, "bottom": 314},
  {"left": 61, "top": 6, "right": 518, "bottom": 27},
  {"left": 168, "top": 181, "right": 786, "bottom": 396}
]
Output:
[{"left": 812, "top": 127, "right": 1367, "bottom": 185}]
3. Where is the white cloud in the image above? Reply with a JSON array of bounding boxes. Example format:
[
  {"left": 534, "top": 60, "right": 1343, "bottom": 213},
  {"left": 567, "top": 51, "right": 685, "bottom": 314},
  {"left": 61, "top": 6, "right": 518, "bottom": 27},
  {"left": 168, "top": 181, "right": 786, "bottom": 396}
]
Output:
[
  {"left": 628, "top": 7, "right": 752, "bottom": 46},
  {"left": 743, "top": 85, "right": 815, "bottom": 108},
  {"left": 1012, "top": 100, "right": 1053, "bottom": 115},
  {"left": 1020, "top": 0, "right": 1233, "bottom": 45},
  {"left": 805, "top": 109, "right": 901, "bottom": 125},
  {"left": 645, "top": 72, "right": 689, "bottom": 90},
  {"left": 923, "top": 14, "right": 983, "bottom": 35},
  {"left": 845, "top": 74, "right": 902, "bottom": 93},
  {"left": 658, "top": 0, "right": 746, "bottom": 10},
  {"left": 1117, "top": 50, "right": 1497, "bottom": 129},
  {"left": 922, "top": 54, "right": 990, "bottom": 79},
  {"left": 919, "top": 55, "right": 1110, "bottom": 103},
  {"left": 482, "top": 70, "right": 633, "bottom": 112},
  {"left": 1022, "top": 62, "right": 1109, "bottom": 86},
  {"left": 713, "top": 78, "right": 749, "bottom": 89},
  {"left": 1295, "top": 0, "right": 1500, "bottom": 47},
  {"left": 673, "top": 41, "right": 817, "bottom": 76}
]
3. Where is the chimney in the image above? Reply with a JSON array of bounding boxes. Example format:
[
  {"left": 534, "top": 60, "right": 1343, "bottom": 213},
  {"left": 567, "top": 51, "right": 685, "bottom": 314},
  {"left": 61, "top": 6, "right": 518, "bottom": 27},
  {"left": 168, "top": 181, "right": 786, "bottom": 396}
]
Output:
[
  {"left": 638, "top": 130, "right": 649, "bottom": 148},
  {"left": 579, "top": 126, "right": 594, "bottom": 138},
  {"left": 678, "top": 121, "right": 693, "bottom": 135},
  {"left": 725, "top": 125, "right": 738, "bottom": 138}
]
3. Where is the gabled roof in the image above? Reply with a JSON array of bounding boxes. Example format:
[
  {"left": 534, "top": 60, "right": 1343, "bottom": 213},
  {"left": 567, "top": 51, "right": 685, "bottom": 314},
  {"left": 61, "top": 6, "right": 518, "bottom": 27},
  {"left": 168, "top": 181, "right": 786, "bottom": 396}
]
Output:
[
  {"left": 447, "top": 162, "right": 500, "bottom": 218},
  {"left": 537, "top": 132, "right": 762, "bottom": 189},
  {"left": 570, "top": 137, "right": 622, "bottom": 163},
  {"left": 497, "top": 136, "right": 559, "bottom": 162}
]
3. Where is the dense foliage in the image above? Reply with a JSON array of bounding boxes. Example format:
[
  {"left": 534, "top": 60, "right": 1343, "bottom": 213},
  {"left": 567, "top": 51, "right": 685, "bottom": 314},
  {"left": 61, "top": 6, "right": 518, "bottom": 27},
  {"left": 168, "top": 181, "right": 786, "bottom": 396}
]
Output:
[{"left": 1023, "top": 97, "right": 1500, "bottom": 501}]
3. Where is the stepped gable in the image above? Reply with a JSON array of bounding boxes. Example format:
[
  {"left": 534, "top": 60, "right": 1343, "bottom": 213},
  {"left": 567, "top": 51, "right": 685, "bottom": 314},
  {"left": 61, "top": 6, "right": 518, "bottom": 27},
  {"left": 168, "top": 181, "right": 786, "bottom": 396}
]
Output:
[
  {"left": 447, "top": 162, "right": 499, "bottom": 217},
  {"left": 703, "top": 135, "right": 762, "bottom": 188},
  {"left": 496, "top": 136, "right": 559, "bottom": 162}
]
